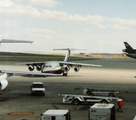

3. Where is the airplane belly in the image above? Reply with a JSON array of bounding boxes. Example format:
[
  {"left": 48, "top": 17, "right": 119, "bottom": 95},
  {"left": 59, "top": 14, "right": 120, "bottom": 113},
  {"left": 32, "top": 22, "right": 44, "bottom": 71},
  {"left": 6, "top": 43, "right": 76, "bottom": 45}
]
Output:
[
  {"left": 126, "top": 54, "right": 136, "bottom": 58},
  {"left": 41, "top": 67, "right": 63, "bottom": 74}
]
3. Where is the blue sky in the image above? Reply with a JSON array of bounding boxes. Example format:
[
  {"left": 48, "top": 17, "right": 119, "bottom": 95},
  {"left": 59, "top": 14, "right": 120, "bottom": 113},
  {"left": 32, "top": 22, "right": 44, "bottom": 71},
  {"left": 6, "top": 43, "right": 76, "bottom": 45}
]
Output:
[{"left": 0, "top": 0, "right": 136, "bottom": 54}]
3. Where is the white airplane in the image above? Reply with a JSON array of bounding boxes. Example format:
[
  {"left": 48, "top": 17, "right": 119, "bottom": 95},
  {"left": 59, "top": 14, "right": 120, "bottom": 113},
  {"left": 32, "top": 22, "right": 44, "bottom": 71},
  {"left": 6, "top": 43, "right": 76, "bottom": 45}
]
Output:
[
  {"left": 20, "top": 48, "right": 102, "bottom": 76},
  {"left": 0, "top": 70, "right": 58, "bottom": 90}
]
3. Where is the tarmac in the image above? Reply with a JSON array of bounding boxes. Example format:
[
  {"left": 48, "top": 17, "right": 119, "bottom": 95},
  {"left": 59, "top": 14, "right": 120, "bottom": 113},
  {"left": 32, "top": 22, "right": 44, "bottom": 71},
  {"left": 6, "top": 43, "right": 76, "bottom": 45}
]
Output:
[{"left": 0, "top": 58, "right": 136, "bottom": 120}]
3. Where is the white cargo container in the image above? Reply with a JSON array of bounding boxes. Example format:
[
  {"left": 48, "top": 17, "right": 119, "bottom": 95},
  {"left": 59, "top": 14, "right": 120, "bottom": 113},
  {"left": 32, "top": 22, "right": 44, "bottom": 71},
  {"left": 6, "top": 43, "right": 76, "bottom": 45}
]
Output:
[
  {"left": 89, "top": 103, "right": 115, "bottom": 120},
  {"left": 40, "top": 109, "right": 71, "bottom": 120}
]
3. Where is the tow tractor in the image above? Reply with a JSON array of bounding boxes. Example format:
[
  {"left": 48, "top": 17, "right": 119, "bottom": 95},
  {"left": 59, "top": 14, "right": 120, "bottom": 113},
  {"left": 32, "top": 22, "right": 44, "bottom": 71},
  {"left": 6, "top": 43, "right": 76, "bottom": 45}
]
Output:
[
  {"left": 82, "top": 88, "right": 120, "bottom": 97},
  {"left": 59, "top": 94, "right": 118, "bottom": 105}
]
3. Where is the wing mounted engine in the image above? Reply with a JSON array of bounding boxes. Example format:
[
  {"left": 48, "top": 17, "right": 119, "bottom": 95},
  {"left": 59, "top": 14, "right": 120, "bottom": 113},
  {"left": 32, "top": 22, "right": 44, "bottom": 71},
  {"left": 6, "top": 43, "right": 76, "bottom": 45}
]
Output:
[
  {"left": 28, "top": 65, "right": 35, "bottom": 71},
  {"left": 61, "top": 66, "right": 70, "bottom": 72},
  {"left": 74, "top": 66, "right": 80, "bottom": 72},
  {"left": 36, "top": 65, "right": 42, "bottom": 71},
  {"left": 27, "top": 64, "right": 43, "bottom": 71}
]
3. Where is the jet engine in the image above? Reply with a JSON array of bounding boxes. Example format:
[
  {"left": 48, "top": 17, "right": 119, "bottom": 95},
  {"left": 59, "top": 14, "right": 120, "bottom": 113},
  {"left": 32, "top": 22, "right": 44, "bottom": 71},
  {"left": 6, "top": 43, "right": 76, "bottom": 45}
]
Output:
[
  {"left": 64, "top": 66, "right": 70, "bottom": 71},
  {"left": 0, "top": 79, "right": 8, "bottom": 90},
  {"left": 36, "top": 65, "right": 42, "bottom": 71},
  {"left": 74, "top": 66, "right": 80, "bottom": 72},
  {"left": 61, "top": 66, "right": 70, "bottom": 72},
  {"left": 28, "top": 65, "right": 35, "bottom": 71}
]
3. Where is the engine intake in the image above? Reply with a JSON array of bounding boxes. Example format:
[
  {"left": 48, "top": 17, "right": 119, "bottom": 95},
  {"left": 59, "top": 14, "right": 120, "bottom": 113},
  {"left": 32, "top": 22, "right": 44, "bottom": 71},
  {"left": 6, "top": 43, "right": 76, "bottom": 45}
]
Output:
[
  {"left": 61, "top": 66, "right": 70, "bottom": 72},
  {"left": 64, "top": 66, "right": 70, "bottom": 72},
  {"left": 74, "top": 66, "right": 80, "bottom": 72},
  {"left": 28, "top": 65, "right": 34, "bottom": 71},
  {"left": 36, "top": 65, "right": 42, "bottom": 71}
]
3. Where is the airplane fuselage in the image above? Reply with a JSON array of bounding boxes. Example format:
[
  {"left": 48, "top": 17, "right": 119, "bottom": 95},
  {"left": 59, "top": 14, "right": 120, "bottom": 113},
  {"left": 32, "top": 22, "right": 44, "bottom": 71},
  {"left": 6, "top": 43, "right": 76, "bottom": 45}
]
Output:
[
  {"left": 126, "top": 53, "right": 136, "bottom": 59},
  {"left": 41, "top": 61, "right": 63, "bottom": 74},
  {"left": 122, "top": 49, "right": 136, "bottom": 54}
]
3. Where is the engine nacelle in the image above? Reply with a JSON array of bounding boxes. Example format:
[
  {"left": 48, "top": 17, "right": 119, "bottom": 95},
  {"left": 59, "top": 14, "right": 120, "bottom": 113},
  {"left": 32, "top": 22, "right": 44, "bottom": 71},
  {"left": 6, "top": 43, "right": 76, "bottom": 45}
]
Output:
[
  {"left": 28, "top": 65, "right": 35, "bottom": 71},
  {"left": 0, "top": 79, "right": 8, "bottom": 90},
  {"left": 36, "top": 65, "right": 42, "bottom": 71},
  {"left": 61, "top": 66, "right": 70, "bottom": 72},
  {"left": 74, "top": 66, "right": 80, "bottom": 72},
  {"left": 64, "top": 66, "right": 70, "bottom": 72}
]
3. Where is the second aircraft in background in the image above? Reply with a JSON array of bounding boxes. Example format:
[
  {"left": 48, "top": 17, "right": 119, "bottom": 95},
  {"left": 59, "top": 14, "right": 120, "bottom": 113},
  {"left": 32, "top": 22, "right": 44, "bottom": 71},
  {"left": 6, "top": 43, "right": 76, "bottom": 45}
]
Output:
[{"left": 122, "top": 42, "right": 136, "bottom": 59}]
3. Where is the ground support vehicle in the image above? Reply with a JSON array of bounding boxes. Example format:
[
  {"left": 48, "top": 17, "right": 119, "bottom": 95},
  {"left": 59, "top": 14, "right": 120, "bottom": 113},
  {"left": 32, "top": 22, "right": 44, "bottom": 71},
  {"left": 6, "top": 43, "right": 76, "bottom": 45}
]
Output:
[
  {"left": 40, "top": 109, "right": 71, "bottom": 120},
  {"left": 89, "top": 103, "right": 115, "bottom": 120},
  {"left": 83, "top": 88, "right": 120, "bottom": 97},
  {"left": 31, "top": 82, "right": 46, "bottom": 96},
  {"left": 59, "top": 94, "right": 118, "bottom": 105}
]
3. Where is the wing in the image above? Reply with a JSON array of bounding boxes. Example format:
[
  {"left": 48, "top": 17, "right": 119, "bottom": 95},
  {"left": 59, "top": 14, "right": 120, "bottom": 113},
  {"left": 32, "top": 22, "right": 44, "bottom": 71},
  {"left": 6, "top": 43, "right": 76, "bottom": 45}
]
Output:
[
  {"left": 17, "top": 61, "right": 102, "bottom": 67},
  {"left": 59, "top": 61, "right": 102, "bottom": 67},
  {"left": 16, "top": 62, "right": 45, "bottom": 66},
  {"left": 0, "top": 70, "right": 58, "bottom": 77},
  {"left": 1, "top": 39, "right": 33, "bottom": 43},
  {"left": 0, "top": 70, "right": 58, "bottom": 90}
]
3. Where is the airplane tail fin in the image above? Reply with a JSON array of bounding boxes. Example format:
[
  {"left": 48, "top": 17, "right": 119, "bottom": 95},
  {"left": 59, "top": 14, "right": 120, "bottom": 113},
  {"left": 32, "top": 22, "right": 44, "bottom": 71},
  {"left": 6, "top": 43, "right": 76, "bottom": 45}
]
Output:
[
  {"left": 123, "top": 42, "right": 134, "bottom": 53},
  {"left": 53, "top": 48, "right": 86, "bottom": 62},
  {"left": 124, "top": 42, "right": 133, "bottom": 50}
]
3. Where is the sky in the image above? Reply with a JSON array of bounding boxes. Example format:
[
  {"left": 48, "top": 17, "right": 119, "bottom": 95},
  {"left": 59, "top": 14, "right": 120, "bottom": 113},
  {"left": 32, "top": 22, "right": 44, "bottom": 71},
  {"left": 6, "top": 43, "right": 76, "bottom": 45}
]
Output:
[{"left": 0, "top": 0, "right": 136, "bottom": 54}]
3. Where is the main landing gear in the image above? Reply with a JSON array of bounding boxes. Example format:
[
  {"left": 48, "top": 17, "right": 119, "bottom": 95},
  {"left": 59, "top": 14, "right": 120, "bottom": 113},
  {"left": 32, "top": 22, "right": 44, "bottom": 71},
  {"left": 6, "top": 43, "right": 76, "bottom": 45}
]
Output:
[{"left": 63, "top": 72, "right": 68, "bottom": 76}]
